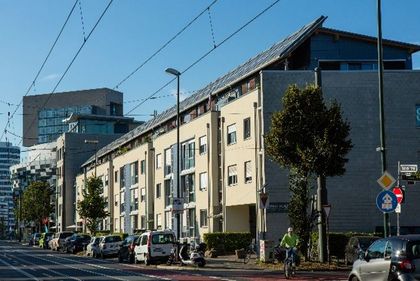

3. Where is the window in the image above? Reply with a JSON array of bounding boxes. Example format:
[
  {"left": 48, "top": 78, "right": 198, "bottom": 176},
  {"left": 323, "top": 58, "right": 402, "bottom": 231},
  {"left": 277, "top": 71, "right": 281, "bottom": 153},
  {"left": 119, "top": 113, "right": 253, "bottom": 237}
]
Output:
[
  {"left": 119, "top": 167, "right": 125, "bottom": 188},
  {"left": 140, "top": 188, "right": 145, "bottom": 202},
  {"left": 243, "top": 118, "right": 251, "bottom": 139},
  {"left": 165, "top": 211, "right": 172, "bottom": 229},
  {"left": 199, "top": 172, "right": 207, "bottom": 191},
  {"left": 156, "top": 213, "right": 162, "bottom": 229},
  {"left": 120, "top": 192, "right": 125, "bottom": 213},
  {"left": 164, "top": 180, "right": 172, "bottom": 207},
  {"left": 228, "top": 165, "right": 238, "bottom": 186},
  {"left": 244, "top": 161, "right": 252, "bottom": 183},
  {"left": 227, "top": 124, "right": 237, "bottom": 145},
  {"left": 140, "top": 160, "right": 145, "bottom": 174},
  {"left": 188, "top": 208, "right": 196, "bottom": 237},
  {"left": 140, "top": 215, "right": 146, "bottom": 229},
  {"left": 182, "top": 140, "right": 195, "bottom": 170},
  {"left": 130, "top": 189, "right": 138, "bottom": 211},
  {"left": 131, "top": 161, "right": 138, "bottom": 185},
  {"left": 181, "top": 174, "right": 195, "bottom": 202},
  {"left": 114, "top": 170, "right": 118, "bottom": 183},
  {"left": 200, "top": 209, "right": 208, "bottom": 227},
  {"left": 156, "top": 154, "right": 162, "bottom": 169},
  {"left": 164, "top": 148, "right": 172, "bottom": 175},
  {"left": 156, "top": 183, "right": 161, "bottom": 198},
  {"left": 416, "top": 104, "right": 420, "bottom": 127},
  {"left": 199, "top": 136, "right": 207, "bottom": 155},
  {"left": 367, "top": 240, "right": 386, "bottom": 259}
]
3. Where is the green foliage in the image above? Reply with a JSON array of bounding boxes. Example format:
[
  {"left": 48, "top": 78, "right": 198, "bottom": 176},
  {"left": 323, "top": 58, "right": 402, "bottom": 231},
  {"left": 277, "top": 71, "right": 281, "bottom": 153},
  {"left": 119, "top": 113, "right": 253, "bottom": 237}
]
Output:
[
  {"left": 288, "top": 171, "right": 314, "bottom": 258},
  {"left": 203, "top": 232, "right": 252, "bottom": 254},
  {"left": 77, "top": 176, "right": 109, "bottom": 236},
  {"left": 21, "top": 181, "right": 54, "bottom": 231},
  {"left": 265, "top": 84, "right": 352, "bottom": 177}
]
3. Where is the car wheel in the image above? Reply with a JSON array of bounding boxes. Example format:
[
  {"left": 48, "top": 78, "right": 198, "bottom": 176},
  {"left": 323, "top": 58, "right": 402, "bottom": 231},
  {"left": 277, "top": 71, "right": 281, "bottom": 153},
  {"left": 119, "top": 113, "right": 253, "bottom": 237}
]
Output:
[
  {"left": 350, "top": 276, "right": 359, "bottom": 281},
  {"left": 129, "top": 254, "right": 134, "bottom": 264},
  {"left": 118, "top": 253, "right": 123, "bottom": 263}
]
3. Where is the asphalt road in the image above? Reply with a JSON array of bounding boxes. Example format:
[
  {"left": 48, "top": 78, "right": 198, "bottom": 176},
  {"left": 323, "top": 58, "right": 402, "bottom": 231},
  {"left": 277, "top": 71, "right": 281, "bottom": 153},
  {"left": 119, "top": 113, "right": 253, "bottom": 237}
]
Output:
[{"left": 0, "top": 240, "right": 349, "bottom": 281}]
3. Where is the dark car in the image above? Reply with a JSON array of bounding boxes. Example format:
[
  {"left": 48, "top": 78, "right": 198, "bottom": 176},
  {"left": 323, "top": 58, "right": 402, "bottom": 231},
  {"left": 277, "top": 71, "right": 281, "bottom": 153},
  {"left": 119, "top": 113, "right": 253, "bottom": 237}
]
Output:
[
  {"left": 118, "top": 235, "right": 139, "bottom": 263},
  {"left": 344, "top": 235, "right": 380, "bottom": 265},
  {"left": 62, "top": 234, "right": 91, "bottom": 254},
  {"left": 348, "top": 235, "right": 420, "bottom": 281}
]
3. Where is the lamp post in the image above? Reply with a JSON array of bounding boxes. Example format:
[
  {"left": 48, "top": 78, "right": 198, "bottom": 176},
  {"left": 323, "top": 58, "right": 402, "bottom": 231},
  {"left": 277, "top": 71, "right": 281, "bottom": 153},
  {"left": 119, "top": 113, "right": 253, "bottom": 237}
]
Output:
[
  {"left": 84, "top": 139, "right": 99, "bottom": 177},
  {"left": 165, "top": 67, "right": 181, "bottom": 240}
]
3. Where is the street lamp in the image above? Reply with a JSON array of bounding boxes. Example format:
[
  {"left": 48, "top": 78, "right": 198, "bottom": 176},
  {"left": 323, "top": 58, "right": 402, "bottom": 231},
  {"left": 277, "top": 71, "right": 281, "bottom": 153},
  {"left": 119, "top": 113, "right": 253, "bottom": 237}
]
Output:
[
  {"left": 165, "top": 67, "right": 181, "bottom": 240},
  {"left": 84, "top": 139, "right": 99, "bottom": 177}
]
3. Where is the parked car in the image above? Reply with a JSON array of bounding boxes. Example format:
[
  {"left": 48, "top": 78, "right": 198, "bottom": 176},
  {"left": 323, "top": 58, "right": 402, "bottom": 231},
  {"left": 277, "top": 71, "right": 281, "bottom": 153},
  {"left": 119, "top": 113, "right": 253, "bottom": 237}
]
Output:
[
  {"left": 118, "top": 235, "right": 140, "bottom": 263},
  {"left": 98, "top": 235, "right": 122, "bottom": 259},
  {"left": 134, "top": 230, "right": 175, "bottom": 265},
  {"left": 344, "top": 235, "right": 380, "bottom": 265},
  {"left": 348, "top": 235, "right": 420, "bottom": 281},
  {"left": 56, "top": 231, "right": 74, "bottom": 252},
  {"left": 28, "top": 233, "right": 41, "bottom": 246},
  {"left": 86, "top": 236, "right": 103, "bottom": 258},
  {"left": 39, "top": 232, "right": 54, "bottom": 249},
  {"left": 62, "top": 234, "right": 91, "bottom": 254}
]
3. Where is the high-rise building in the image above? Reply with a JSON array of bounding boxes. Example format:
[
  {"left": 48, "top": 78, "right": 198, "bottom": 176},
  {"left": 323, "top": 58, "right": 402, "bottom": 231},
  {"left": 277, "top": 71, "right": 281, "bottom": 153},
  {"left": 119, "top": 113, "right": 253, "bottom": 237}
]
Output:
[
  {"left": 22, "top": 88, "right": 124, "bottom": 146},
  {"left": 0, "top": 142, "right": 20, "bottom": 235}
]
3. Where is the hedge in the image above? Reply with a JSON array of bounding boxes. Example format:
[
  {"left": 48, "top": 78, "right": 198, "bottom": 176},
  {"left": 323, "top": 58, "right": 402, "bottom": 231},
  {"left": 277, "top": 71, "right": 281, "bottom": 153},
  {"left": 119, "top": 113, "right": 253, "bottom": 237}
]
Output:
[{"left": 203, "top": 232, "right": 252, "bottom": 254}]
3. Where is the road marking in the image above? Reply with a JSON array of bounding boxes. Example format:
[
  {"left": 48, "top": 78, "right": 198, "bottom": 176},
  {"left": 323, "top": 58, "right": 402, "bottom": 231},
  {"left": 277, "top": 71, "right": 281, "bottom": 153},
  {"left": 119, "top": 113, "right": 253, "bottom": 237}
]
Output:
[{"left": 0, "top": 256, "right": 40, "bottom": 281}]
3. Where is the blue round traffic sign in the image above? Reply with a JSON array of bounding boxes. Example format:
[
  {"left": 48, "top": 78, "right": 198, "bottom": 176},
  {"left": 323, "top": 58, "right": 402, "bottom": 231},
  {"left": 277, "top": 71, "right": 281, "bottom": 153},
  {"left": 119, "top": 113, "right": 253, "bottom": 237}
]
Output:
[{"left": 376, "top": 190, "right": 398, "bottom": 213}]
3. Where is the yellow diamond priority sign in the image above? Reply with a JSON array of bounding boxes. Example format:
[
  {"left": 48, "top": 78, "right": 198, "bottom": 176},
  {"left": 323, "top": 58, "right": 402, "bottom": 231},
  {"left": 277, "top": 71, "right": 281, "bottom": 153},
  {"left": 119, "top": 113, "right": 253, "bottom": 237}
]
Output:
[{"left": 377, "top": 171, "right": 396, "bottom": 190}]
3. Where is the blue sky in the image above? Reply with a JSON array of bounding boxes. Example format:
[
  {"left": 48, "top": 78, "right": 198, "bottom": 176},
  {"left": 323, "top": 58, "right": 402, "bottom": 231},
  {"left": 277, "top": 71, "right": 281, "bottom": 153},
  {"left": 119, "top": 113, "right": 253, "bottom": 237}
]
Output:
[{"left": 1, "top": 0, "right": 419, "bottom": 147}]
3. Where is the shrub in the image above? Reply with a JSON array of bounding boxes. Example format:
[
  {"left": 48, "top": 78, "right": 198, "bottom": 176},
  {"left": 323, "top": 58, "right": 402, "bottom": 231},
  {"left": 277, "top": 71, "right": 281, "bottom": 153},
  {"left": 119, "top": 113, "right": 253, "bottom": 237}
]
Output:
[{"left": 203, "top": 232, "right": 252, "bottom": 254}]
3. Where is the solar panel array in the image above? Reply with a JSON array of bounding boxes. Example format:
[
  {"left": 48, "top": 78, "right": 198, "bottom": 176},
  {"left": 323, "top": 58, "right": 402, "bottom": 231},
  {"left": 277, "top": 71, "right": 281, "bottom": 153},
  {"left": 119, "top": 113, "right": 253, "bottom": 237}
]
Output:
[{"left": 83, "top": 16, "right": 327, "bottom": 166}]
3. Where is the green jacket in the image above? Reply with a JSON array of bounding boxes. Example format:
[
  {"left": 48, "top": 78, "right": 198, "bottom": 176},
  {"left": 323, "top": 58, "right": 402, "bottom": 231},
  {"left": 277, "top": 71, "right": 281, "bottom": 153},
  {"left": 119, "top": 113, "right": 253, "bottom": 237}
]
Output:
[{"left": 280, "top": 233, "right": 299, "bottom": 248}]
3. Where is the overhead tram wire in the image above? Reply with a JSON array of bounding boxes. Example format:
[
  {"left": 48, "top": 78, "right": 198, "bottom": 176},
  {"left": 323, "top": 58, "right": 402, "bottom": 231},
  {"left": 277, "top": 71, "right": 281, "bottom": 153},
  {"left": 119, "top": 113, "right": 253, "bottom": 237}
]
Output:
[
  {"left": 113, "top": 0, "right": 219, "bottom": 90},
  {"left": 0, "top": 0, "right": 79, "bottom": 143},
  {"left": 125, "top": 0, "right": 281, "bottom": 116},
  {"left": 19, "top": 0, "right": 114, "bottom": 146}
]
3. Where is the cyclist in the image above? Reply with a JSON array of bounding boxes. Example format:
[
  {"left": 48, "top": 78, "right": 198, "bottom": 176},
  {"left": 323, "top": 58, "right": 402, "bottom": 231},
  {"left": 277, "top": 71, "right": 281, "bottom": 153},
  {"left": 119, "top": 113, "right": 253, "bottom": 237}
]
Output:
[{"left": 280, "top": 227, "right": 299, "bottom": 266}]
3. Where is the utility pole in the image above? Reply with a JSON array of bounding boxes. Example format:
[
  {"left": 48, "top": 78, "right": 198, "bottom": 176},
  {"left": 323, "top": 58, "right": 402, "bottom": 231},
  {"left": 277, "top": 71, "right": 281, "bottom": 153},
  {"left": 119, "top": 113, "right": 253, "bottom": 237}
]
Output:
[
  {"left": 377, "top": 0, "right": 389, "bottom": 237},
  {"left": 315, "top": 67, "right": 328, "bottom": 263}
]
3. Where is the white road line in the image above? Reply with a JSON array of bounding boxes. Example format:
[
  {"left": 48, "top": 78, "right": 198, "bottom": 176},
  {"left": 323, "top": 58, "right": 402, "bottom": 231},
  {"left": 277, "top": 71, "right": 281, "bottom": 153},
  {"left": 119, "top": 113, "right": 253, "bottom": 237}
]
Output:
[{"left": 0, "top": 256, "right": 40, "bottom": 281}]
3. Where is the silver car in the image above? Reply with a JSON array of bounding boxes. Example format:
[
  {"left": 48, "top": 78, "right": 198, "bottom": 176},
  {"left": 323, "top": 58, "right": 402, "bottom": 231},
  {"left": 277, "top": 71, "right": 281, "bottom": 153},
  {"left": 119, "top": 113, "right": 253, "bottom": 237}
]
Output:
[
  {"left": 348, "top": 235, "right": 420, "bottom": 281},
  {"left": 86, "top": 236, "right": 102, "bottom": 258},
  {"left": 98, "top": 235, "right": 122, "bottom": 259}
]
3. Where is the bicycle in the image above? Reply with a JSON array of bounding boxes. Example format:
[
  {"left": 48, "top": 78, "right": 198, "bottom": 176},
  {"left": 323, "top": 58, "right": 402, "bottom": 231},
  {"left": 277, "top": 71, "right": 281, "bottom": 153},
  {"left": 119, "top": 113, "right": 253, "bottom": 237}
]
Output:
[
  {"left": 243, "top": 239, "right": 257, "bottom": 264},
  {"left": 283, "top": 247, "right": 297, "bottom": 279}
]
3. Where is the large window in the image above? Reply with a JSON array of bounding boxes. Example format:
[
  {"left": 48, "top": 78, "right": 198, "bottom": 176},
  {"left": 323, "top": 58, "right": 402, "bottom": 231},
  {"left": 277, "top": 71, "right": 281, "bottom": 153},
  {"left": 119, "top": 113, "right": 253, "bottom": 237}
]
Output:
[
  {"left": 227, "top": 124, "right": 237, "bottom": 145},
  {"left": 188, "top": 208, "right": 196, "bottom": 237},
  {"left": 164, "top": 180, "right": 172, "bottom": 207},
  {"left": 131, "top": 161, "right": 138, "bottom": 185},
  {"left": 119, "top": 167, "right": 125, "bottom": 188},
  {"left": 164, "top": 148, "right": 172, "bottom": 175},
  {"left": 228, "top": 165, "right": 238, "bottom": 186},
  {"left": 243, "top": 118, "right": 251, "bottom": 139},
  {"left": 199, "top": 136, "right": 207, "bottom": 155},
  {"left": 130, "top": 189, "right": 138, "bottom": 211},
  {"left": 181, "top": 173, "right": 195, "bottom": 203},
  {"left": 244, "top": 161, "right": 252, "bottom": 183},
  {"left": 156, "top": 183, "right": 161, "bottom": 198},
  {"left": 140, "top": 160, "right": 145, "bottom": 174},
  {"left": 182, "top": 140, "right": 195, "bottom": 170}
]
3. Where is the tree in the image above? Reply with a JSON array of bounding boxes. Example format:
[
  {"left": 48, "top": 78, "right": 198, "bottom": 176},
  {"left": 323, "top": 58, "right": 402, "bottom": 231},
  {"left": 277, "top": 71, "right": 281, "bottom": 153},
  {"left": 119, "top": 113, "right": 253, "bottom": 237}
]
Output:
[
  {"left": 21, "top": 181, "right": 54, "bottom": 232},
  {"left": 77, "top": 176, "right": 109, "bottom": 235},
  {"left": 265, "top": 84, "right": 352, "bottom": 259}
]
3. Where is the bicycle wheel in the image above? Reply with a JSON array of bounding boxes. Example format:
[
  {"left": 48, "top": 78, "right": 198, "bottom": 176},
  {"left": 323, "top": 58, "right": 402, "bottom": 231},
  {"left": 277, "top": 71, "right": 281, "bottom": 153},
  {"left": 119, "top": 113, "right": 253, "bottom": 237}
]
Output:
[{"left": 284, "top": 260, "right": 291, "bottom": 279}]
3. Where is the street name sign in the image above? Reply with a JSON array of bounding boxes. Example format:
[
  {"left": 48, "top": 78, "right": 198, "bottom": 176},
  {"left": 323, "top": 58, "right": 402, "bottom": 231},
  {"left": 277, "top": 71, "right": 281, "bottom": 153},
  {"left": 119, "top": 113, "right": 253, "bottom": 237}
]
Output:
[
  {"left": 376, "top": 190, "right": 398, "bottom": 213},
  {"left": 400, "top": 164, "right": 418, "bottom": 173}
]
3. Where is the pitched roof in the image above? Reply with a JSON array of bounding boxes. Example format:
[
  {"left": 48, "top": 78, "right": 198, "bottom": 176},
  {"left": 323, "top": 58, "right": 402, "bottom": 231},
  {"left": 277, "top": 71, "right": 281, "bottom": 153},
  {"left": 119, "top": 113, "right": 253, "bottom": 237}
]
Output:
[{"left": 83, "top": 16, "right": 329, "bottom": 167}]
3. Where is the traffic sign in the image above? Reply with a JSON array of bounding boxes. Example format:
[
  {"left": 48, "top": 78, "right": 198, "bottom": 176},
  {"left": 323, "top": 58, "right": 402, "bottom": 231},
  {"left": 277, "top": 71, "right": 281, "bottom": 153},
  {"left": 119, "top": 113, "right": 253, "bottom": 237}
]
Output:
[
  {"left": 376, "top": 190, "right": 398, "bottom": 213},
  {"left": 260, "top": 192, "right": 269, "bottom": 209},
  {"left": 392, "top": 187, "right": 405, "bottom": 204},
  {"left": 323, "top": 205, "right": 331, "bottom": 218},
  {"left": 377, "top": 171, "right": 396, "bottom": 190}
]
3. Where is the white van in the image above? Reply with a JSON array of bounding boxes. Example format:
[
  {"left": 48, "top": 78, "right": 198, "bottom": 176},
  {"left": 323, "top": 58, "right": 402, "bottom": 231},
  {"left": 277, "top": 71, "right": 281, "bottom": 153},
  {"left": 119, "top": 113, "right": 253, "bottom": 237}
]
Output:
[{"left": 133, "top": 230, "right": 175, "bottom": 265}]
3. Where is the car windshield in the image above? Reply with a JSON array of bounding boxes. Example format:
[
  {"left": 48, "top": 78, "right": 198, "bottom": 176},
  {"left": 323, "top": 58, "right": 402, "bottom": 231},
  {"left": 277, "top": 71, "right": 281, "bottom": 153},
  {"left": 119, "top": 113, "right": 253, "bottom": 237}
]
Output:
[
  {"left": 152, "top": 233, "right": 174, "bottom": 244},
  {"left": 359, "top": 237, "right": 378, "bottom": 250}
]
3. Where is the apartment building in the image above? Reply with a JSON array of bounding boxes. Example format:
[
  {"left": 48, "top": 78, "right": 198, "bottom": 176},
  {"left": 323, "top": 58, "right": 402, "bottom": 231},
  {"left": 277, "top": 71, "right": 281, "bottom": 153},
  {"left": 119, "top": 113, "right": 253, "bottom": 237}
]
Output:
[{"left": 77, "top": 16, "right": 420, "bottom": 242}]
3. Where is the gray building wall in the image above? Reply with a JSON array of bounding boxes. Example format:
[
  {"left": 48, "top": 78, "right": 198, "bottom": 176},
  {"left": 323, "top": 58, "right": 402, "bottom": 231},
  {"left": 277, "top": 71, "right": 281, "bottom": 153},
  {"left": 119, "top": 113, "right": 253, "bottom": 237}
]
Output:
[
  {"left": 23, "top": 88, "right": 123, "bottom": 147},
  {"left": 261, "top": 70, "right": 420, "bottom": 241},
  {"left": 56, "top": 133, "right": 121, "bottom": 232}
]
